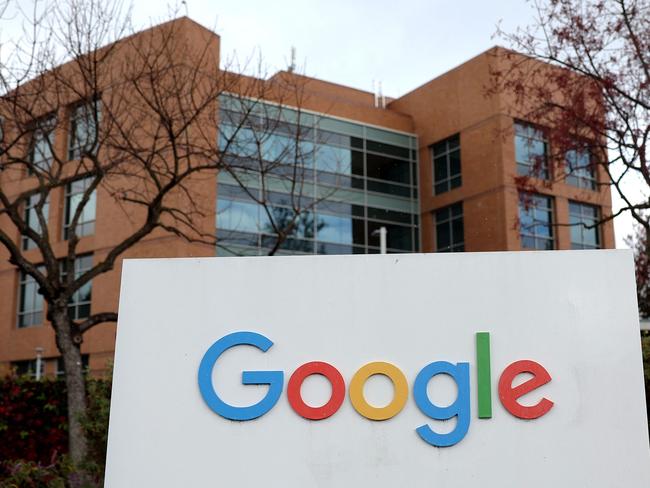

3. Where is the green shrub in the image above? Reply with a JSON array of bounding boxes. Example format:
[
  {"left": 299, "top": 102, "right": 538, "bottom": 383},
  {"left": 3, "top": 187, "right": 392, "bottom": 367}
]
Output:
[{"left": 0, "top": 459, "right": 68, "bottom": 488}]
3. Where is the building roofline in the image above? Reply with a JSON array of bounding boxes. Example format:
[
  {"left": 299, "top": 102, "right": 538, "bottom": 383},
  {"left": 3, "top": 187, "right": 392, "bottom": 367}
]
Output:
[{"left": 389, "top": 46, "right": 504, "bottom": 104}]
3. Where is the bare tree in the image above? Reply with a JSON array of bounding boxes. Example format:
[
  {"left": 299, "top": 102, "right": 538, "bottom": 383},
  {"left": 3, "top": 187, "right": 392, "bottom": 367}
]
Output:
[
  {"left": 0, "top": 0, "right": 322, "bottom": 477},
  {"left": 492, "top": 0, "right": 648, "bottom": 247}
]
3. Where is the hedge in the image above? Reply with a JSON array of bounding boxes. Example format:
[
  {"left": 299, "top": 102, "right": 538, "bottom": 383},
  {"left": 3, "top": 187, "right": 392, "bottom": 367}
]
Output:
[{"left": 0, "top": 377, "right": 111, "bottom": 485}]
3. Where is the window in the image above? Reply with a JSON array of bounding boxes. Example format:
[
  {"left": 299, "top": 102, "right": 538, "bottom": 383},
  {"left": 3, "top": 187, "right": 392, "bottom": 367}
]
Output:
[
  {"left": 17, "top": 271, "right": 44, "bottom": 328},
  {"left": 432, "top": 134, "right": 461, "bottom": 194},
  {"left": 56, "top": 354, "right": 89, "bottom": 377},
  {"left": 435, "top": 202, "right": 464, "bottom": 252},
  {"left": 515, "top": 122, "right": 548, "bottom": 179},
  {"left": 216, "top": 94, "right": 419, "bottom": 256},
  {"left": 11, "top": 359, "right": 44, "bottom": 379},
  {"left": 68, "top": 102, "right": 99, "bottom": 160},
  {"left": 23, "top": 194, "right": 49, "bottom": 250},
  {"left": 64, "top": 177, "right": 96, "bottom": 239},
  {"left": 519, "top": 193, "right": 554, "bottom": 250},
  {"left": 61, "top": 255, "right": 93, "bottom": 320},
  {"left": 29, "top": 115, "right": 56, "bottom": 172},
  {"left": 565, "top": 149, "right": 596, "bottom": 190},
  {"left": 569, "top": 201, "right": 600, "bottom": 249}
]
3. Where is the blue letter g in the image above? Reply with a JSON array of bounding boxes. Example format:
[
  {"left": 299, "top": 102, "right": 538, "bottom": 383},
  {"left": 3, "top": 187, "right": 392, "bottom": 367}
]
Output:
[{"left": 198, "top": 331, "right": 284, "bottom": 420}]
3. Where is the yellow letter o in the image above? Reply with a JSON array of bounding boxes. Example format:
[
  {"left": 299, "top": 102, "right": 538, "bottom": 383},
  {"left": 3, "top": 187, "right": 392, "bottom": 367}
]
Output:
[{"left": 349, "top": 361, "right": 408, "bottom": 420}]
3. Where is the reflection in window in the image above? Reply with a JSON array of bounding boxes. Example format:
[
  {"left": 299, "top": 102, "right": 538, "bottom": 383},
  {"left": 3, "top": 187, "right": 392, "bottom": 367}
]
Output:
[
  {"left": 61, "top": 255, "right": 93, "bottom": 321},
  {"left": 432, "top": 134, "right": 461, "bottom": 194},
  {"left": 69, "top": 102, "right": 99, "bottom": 160},
  {"left": 315, "top": 145, "right": 355, "bottom": 175},
  {"left": 262, "top": 207, "right": 317, "bottom": 240},
  {"left": 217, "top": 199, "right": 260, "bottom": 233},
  {"left": 569, "top": 201, "right": 600, "bottom": 249},
  {"left": 565, "top": 149, "right": 596, "bottom": 190},
  {"left": 29, "top": 115, "right": 56, "bottom": 172},
  {"left": 17, "top": 271, "right": 44, "bottom": 328},
  {"left": 64, "top": 177, "right": 96, "bottom": 239},
  {"left": 23, "top": 194, "right": 49, "bottom": 250},
  {"left": 216, "top": 95, "right": 418, "bottom": 256},
  {"left": 317, "top": 214, "right": 352, "bottom": 245},
  {"left": 435, "top": 202, "right": 464, "bottom": 252},
  {"left": 515, "top": 122, "right": 548, "bottom": 179},
  {"left": 519, "top": 193, "right": 554, "bottom": 250}
]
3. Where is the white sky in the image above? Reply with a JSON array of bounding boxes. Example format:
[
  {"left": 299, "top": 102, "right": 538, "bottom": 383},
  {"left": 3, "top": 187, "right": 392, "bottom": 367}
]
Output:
[{"left": 1, "top": 0, "right": 638, "bottom": 247}]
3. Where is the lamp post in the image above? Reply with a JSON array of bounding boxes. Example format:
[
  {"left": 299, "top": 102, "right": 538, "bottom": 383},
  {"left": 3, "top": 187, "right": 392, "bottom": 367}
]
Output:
[
  {"left": 372, "top": 226, "right": 387, "bottom": 254},
  {"left": 35, "top": 347, "right": 44, "bottom": 380}
]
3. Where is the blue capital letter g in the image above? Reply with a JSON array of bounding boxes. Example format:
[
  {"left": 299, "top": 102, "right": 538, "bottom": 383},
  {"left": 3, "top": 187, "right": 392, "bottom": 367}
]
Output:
[{"left": 198, "top": 331, "right": 283, "bottom": 420}]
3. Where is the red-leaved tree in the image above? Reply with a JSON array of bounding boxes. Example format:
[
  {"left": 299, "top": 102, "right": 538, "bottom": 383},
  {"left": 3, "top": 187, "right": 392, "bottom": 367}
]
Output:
[{"left": 494, "top": 0, "right": 648, "bottom": 257}]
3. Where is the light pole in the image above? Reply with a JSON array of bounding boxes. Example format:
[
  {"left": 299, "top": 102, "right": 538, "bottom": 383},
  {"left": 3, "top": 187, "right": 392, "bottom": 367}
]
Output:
[
  {"left": 372, "top": 226, "right": 387, "bottom": 254},
  {"left": 35, "top": 347, "right": 44, "bottom": 380}
]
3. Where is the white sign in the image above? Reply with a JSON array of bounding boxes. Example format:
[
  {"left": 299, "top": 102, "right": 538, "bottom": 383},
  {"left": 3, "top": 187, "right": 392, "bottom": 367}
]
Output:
[{"left": 105, "top": 251, "right": 650, "bottom": 487}]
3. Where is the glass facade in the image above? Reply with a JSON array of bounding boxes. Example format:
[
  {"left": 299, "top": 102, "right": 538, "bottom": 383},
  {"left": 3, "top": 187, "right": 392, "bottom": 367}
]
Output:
[
  {"left": 216, "top": 95, "right": 419, "bottom": 255},
  {"left": 569, "top": 201, "right": 600, "bottom": 249},
  {"left": 519, "top": 193, "right": 554, "bottom": 250}
]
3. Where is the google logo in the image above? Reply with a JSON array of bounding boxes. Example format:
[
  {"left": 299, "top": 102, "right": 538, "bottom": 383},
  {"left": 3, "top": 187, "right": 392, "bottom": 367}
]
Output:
[{"left": 198, "top": 331, "right": 554, "bottom": 447}]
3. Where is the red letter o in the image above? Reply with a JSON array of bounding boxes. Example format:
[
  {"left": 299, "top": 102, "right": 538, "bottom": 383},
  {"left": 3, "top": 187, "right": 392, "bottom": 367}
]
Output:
[{"left": 287, "top": 361, "right": 345, "bottom": 420}]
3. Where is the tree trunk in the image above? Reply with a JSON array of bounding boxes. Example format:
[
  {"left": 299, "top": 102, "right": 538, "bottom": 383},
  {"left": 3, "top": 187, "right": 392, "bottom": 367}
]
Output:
[{"left": 52, "top": 307, "right": 89, "bottom": 471}]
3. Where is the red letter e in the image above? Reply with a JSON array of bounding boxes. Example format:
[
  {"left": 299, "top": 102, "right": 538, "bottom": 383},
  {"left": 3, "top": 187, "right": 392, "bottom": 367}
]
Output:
[{"left": 498, "top": 360, "right": 554, "bottom": 419}]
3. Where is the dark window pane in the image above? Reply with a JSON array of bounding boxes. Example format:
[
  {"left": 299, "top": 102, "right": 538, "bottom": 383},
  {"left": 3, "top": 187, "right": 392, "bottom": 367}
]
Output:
[
  {"left": 437, "top": 221, "right": 451, "bottom": 249},
  {"left": 366, "top": 140, "right": 410, "bottom": 159},
  {"left": 366, "top": 180, "right": 411, "bottom": 197},
  {"left": 366, "top": 153, "right": 411, "bottom": 184},
  {"left": 452, "top": 218, "right": 464, "bottom": 244},
  {"left": 435, "top": 202, "right": 463, "bottom": 252},
  {"left": 434, "top": 156, "right": 448, "bottom": 180},
  {"left": 431, "top": 134, "right": 461, "bottom": 195}
]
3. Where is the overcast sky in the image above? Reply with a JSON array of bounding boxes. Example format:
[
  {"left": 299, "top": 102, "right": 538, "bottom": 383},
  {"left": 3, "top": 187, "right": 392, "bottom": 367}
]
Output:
[
  {"left": 2, "top": 0, "right": 636, "bottom": 247},
  {"left": 131, "top": 0, "right": 536, "bottom": 97}
]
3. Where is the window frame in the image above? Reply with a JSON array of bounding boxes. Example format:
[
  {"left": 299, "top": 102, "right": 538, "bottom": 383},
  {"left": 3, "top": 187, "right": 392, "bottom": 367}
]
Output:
[
  {"left": 60, "top": 254, "right": 93, "bottom": 321},
  {"left": 11, "top": 359, "right": 44, "bottom": 379},
  {"left": 56, "top": 354, "right": 90, "bottom": 377},
  {"left": 518, "top": 193, "right": 555, "bottom": 250},
  {"left": 68, "top": 100, "right": 100, "bottom": 161},
  {"left": 22, "top": 194, "right": 50, "bottom": 250},
  {"left": 565, "top": 147, "right": 597, "bottom": 190},
  {"left": 63, "top": 176, "right": 97, "bottom": 239},
  {"left": 431, "top": 134, "right": 461, "bottom": 195},
  {"left": 28, "top": 114, "right": 57, "bottom": 173},
  {"left": 434, "top": 202, "right": 464, "bottom": 252},
  {"left": 569, "top": 201, "right": 601, "bottom": 249},
  {"left": 17, "top": 270, "right": 44, "bottom": 328},
  {"left": 515, "top": 121, "right": 549, "bottom": 180}
]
